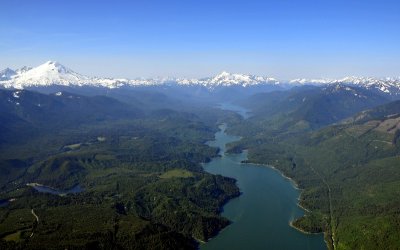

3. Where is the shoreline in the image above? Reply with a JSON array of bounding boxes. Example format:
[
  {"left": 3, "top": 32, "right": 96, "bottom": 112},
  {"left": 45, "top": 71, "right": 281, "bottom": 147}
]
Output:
[
  {"left": 241, "top": 160, "right": 321, "bottom": 228},
  {"left": 26, "top": 182, "right": 83, "bottom": 196},
  {"left": 232, "top": 149, "right": 330, "bottom": 248},
  {"left": 204, "top": 123, "right": 324, "bottom": 242},
  {"left": 224, "top": 140, "right": 325, "bottom": 237},
  {"left": 289, "top": 221, "right": 324, "bottom": 235},
  {"left": 244, "top": 160, "right": 301, "bottom": 190},
  {"left": 209, "top": 106, "right": 328, "bottom": 248},
  {"left": 241, "top": 160, "right": 314, "bottom": 213}
]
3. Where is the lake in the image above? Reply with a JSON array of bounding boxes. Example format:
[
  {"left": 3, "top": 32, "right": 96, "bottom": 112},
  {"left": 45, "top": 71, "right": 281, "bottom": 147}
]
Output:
[
  {"left": 201, "top": 104, "right": 326, "bottom": 250},
  {"left": 27, "top": 183, "right": 83, "bottom": 195},
  {"left": 218, "top": 103, "right": 252, "bottom": 119}
]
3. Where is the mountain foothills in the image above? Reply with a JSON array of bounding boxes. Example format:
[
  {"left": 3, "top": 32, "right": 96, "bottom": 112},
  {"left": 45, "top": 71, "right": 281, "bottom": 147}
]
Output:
[
  {"left": 228, "top": 91, "right": 400, "bottom": 249},
  {"left": 0, "top": 88, "right": 243, "bottom": 249},
  {"left": 0, "top": 61, "right": 400, "bottom": 249}
]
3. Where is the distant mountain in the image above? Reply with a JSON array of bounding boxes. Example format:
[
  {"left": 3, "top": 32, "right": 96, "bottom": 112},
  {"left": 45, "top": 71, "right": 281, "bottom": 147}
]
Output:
[
  {"left": 1, "top": 61, "right": 400, "bottom": 97},
  {"left": 0, "top": 61, "right": 129, "bottom": 89},
  {"left": 0, "top": 61, "right": 281, "bottom": 90},
  {"left": 290, "top": 76, "right": 400, "bottom": 96},
  {"left": 177, "top": 71, "right": 280, "bottom": 88}
]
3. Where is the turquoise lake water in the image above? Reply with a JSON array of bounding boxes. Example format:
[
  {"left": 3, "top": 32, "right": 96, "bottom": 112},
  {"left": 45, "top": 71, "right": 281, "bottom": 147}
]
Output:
[{"left": 201, "top": 104, "right": 326, "bottom": 250}]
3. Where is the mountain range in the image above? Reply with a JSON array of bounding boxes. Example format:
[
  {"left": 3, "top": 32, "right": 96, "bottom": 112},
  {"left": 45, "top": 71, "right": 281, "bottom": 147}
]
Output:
[
  {"left": 1, "top": 61, "right": 400, "bottom": 250},
  {"left": 1, "top": 61, "right": 400, "bottom": 96}
]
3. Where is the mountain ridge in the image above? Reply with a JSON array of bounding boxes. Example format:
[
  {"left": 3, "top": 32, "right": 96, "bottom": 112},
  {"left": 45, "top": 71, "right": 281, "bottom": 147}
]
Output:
[{"left": 1, "top": 61, "right": 400, "bottom": 95}]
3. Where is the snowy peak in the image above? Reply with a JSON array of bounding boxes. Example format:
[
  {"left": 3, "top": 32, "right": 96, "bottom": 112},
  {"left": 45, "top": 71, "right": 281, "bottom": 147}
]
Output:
[
  {"left": 210, "top": 71, "right": 252, "bottom": 85},
  {"left": 40, "top": 61, "right": 69, "bottom": 73},
  {"left": 289, "top": 77, "right": 400, "bottom": 95},
  {"left": 207, "top": 71, "right": 279, "bottom": 87},
  {"left": 0, "top": 68, "right": 16, "bottom": 81},
  {"left": 289, "top": 78, "right": 332, "bottom": 85},
  {"left": 38, "top": 61, "right": 90, "bottom": 76},
  {"left": 0, "top": 62, "right": 166, "bottom": 89},
  {"left": 18, "top": 60, "right": 86, "bottom": 82},
  {"left": 21, "top": 61, "right": 85, "bottom": 78},
  {"left": 0, "top": 61, "right": 92, "bottom": 89},
  {"left": 173, "top": 71, "right": 279, "bottom": 88}
]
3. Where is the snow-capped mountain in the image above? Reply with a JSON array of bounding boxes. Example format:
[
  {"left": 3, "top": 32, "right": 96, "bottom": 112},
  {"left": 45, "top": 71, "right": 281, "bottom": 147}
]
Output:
[
  {"left": 290, "top": 77, "right": 400, "bottom": 96},
  {"left": 0, "top": 61, "right": 143, "bottom": 89},
  {"left": 174, "top": 71, "right": 280, "bottom": 89},
  {"left": 334, "top": 77, "right": 400, "bottom": 94},
  {"left": 12, "top": 61, "right": 89, "bottom": 87},
  {"left": 1, "top": 61, "right": 400, "bottom": 95},
  {"left": 0, "top": 61, "right": 124, "bottom": 89},
  {"left": 0, "top": 61, "right": 280, "bottom": 90},
  {"left": 202, "top": 71, "right": 279, "bottom": 87},
  {"left": 289, "top": 78, "right": 333, "bottom": 85}
]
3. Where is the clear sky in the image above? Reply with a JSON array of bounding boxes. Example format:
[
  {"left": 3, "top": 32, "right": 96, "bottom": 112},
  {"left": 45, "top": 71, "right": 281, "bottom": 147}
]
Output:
[{"left": 1, "top": 0, "right": 399, "bottom": 79}]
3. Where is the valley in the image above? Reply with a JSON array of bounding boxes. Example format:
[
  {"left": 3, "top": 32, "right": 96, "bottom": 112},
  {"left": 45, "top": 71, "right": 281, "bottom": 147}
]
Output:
[
  {"left": 0, "top": 62, "right": 400, "bottom": 249},
  {"left": 227, "top": 97, "right": 400, "bottom": 249},
  {"left": 201, "top": 123, "right": 325, "bottom": 250},
  {"left": 2, "top": 1, "right": 400, "bottom": 249},
  {"left": 0, "top": 88, "right": 244, "bottom": 249}
]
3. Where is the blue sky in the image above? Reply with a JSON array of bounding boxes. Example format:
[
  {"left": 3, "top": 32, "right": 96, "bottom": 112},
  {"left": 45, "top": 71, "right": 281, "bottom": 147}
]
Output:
[{"left": 1, "top": 0, "right": 399, "bottom": 79}]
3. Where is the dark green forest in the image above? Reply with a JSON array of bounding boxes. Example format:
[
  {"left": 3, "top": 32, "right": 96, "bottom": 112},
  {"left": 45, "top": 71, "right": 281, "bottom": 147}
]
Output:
[
  {"left": 228, "top": 89, "right": 400, "bottom": 249},
  {"left": 1, "top": 85, "right": 400, "bottom": 250},
  {"left": 0, "top": 89, "right": 241, "bottom": 249}
]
